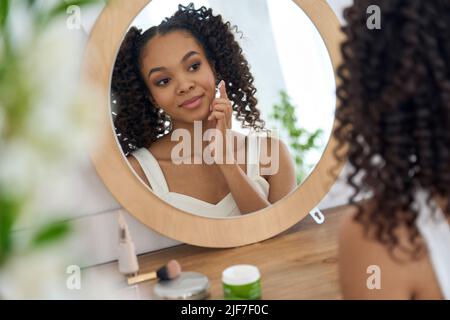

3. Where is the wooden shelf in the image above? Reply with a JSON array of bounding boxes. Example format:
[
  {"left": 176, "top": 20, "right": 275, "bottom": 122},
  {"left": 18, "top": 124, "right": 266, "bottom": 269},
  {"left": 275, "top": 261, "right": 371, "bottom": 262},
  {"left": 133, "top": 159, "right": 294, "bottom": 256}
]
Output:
[{"left": 84, "top": 204, "right": 352, "bottom": 299}]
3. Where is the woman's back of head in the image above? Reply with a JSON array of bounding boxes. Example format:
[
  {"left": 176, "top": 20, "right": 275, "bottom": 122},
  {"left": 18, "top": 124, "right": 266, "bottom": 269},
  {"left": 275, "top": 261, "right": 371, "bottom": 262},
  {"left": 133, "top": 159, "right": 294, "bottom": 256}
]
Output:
[{"left": 334, "top": 0, "right": 450, "bottom": 258}]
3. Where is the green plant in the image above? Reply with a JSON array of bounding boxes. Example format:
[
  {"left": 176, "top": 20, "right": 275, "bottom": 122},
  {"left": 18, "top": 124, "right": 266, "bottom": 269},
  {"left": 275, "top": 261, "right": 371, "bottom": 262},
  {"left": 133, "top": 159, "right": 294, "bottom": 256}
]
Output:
[
  {"left": 0, "top": 194, "right": 72, "bottom": 266},
  {"left": 269, "top": 90, "right": 323, "bottom": 184},
  {"left": 0, "top": 0, "right": 100, "bottom": 270}
]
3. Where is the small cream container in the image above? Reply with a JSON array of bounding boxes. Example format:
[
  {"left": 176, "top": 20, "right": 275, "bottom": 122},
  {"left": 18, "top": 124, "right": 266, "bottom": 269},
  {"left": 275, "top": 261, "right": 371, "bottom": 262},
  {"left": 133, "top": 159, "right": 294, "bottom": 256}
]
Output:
[{"left": 222, "top": 265, "right": 262, "bottom": 300}]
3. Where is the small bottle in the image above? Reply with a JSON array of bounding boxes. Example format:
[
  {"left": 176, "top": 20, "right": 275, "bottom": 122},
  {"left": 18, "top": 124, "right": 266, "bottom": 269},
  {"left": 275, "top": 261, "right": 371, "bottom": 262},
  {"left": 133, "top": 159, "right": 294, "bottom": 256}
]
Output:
[{"left": 117, "top": 212, "right": 139, "bottom": 276}]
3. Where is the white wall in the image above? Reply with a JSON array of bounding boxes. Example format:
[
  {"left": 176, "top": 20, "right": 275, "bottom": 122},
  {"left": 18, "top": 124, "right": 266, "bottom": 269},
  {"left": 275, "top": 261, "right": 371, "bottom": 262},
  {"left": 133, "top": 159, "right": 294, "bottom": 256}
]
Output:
[{"left": 17, "top": 0, "right": 355, "bottom": 268}]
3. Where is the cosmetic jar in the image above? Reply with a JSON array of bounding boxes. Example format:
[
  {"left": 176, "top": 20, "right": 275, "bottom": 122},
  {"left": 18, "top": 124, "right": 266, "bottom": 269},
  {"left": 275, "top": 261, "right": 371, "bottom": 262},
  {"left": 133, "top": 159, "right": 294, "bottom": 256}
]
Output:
[
  {"left": 222, "top": 265, "right": 261, "bottom": 300},
  {"left": 153, "top": 271, "right": 210, "bottom": 300}
]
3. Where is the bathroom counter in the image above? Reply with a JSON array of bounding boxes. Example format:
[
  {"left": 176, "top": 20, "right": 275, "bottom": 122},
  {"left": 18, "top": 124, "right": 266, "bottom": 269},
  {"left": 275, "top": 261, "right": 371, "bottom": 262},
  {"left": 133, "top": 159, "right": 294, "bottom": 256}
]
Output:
[{"left": 84, "top": 204, "right": 351, "bottom": 300}]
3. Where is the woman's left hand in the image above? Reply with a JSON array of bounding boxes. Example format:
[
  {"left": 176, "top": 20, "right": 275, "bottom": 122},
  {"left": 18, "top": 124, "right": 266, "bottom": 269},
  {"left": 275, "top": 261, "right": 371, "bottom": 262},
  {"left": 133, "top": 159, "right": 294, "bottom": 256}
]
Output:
[{"left": 207, "top": 80, "right": 234, "bottom": 165}]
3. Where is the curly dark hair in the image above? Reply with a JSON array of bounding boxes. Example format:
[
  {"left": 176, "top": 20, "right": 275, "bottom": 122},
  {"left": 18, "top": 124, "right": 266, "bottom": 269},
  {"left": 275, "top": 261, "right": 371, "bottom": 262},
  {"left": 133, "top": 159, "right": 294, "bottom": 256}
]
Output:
[
  {"left": 334, "top": 0, "right": 450, "bottom": 259},
  {"left": 111, "top": 3, "right": 265, "bottom": 155}
]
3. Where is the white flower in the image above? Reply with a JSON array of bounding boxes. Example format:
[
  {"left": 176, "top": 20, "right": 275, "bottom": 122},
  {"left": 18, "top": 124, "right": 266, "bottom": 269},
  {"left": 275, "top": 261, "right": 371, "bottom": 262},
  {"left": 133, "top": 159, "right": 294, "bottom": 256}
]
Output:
[
  {"left": 0, "top": 138, "right": 40, "bottom": 197},
  {"left": 1, "top": 12, "right": 102, "bottom": 209},
  {"left": 0, "top": 1, "right": 111, "bottom": 299},
  {"left": 22, "top": 16, "right": 94, "bottom": 157},
  {"left": 6, "top": 2, "right": 34, "bottom": 53}
]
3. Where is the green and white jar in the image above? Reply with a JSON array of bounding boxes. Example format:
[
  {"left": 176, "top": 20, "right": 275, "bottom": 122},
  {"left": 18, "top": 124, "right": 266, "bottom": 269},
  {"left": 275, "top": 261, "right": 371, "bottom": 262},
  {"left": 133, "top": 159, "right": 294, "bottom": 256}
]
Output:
[{"left": 222, "top": 265, "right": 262, "bottom": 300}]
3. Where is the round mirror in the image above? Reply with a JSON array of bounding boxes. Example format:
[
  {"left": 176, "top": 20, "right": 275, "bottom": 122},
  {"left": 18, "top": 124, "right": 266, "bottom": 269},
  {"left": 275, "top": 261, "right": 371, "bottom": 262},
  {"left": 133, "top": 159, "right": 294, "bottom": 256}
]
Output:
[{"left": 83, "top": 0, "right": 345, "bottom": 247}]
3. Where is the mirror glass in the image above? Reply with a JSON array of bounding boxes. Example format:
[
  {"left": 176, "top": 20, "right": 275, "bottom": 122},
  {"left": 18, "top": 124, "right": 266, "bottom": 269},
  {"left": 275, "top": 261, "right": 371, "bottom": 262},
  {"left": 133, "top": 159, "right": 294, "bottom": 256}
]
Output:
[{"left": 110, "top": 0, "right": 335, "bottom": 218}]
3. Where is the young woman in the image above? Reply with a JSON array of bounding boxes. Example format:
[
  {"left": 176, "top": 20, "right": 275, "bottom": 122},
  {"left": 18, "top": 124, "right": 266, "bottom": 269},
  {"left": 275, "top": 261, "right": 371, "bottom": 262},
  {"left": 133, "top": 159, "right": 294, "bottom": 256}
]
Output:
[
  {"left": 334, "top": 0, "right": 450, "bottom": 299},
  {"left": 111, "top": 4, "right": 297, "bottom": 217}
]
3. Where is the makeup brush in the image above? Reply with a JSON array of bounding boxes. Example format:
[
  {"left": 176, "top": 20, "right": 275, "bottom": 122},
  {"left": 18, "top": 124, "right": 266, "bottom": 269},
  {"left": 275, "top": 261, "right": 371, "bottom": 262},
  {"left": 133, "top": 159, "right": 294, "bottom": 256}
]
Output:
[{"left": 127, "top": 259, "right": 182, "bottom": 285}]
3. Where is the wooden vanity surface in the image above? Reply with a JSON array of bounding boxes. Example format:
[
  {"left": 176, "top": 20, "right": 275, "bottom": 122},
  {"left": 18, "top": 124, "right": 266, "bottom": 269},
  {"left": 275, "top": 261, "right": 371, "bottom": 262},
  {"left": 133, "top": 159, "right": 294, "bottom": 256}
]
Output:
[{"left": 86, "top": 204, "right": 351, "bottom": 300}]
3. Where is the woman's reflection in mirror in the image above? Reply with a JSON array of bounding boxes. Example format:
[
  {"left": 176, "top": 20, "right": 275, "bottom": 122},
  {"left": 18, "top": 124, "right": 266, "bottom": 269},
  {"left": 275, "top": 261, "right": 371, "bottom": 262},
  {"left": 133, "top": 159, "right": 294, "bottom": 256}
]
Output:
[{"left": 111, "top": 3, "right": 296, "bottom": 216}]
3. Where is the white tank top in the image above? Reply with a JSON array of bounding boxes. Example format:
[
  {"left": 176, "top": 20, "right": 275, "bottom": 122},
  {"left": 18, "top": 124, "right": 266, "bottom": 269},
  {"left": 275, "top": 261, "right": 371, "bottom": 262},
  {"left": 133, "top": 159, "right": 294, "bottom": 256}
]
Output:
[
  {"left": 415, "top": 189, "right": 450, "bottom": 299},
  {"left": 131, "top": 133, "right": 270, "bottom": 218}
]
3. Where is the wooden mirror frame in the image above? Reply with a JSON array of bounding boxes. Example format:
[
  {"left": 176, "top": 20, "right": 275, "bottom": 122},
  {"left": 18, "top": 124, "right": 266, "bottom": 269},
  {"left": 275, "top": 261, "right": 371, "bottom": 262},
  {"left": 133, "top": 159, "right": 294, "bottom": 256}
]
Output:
[{"left": 81, "top": 0, "right": 346, "bottom": 248}]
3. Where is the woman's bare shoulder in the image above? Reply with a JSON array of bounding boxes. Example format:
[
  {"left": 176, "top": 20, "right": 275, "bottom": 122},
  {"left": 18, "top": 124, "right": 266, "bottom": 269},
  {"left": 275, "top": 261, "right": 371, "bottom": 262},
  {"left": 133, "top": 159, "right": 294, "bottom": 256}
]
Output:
[
  {"left": 257, "top": 135, "right": 293, "bottom": 175},
  {"left": 338, "top": 206, "right": 411, "bottom": 299},
  {"left": 338, "top": 202, "right": 443, "bottom": 299}
]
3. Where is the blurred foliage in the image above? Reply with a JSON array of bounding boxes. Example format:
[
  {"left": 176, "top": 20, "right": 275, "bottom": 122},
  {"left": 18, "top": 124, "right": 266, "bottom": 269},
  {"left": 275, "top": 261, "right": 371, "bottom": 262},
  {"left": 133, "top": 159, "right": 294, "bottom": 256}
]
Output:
[
  {"left": 270, "top": 90, "right": 323, "bottom": 184},
  {"left": 1, "top": 0, "right": 104, "bottom": 28},
  {"left": 0, "top": 197, "right": 19, "bottom": 266},
  {"left": 0, "top": 0, "right": 101, "bottom": 268},
  {"left": 31, "top": 220, "right": 72, "bottom": 248}
]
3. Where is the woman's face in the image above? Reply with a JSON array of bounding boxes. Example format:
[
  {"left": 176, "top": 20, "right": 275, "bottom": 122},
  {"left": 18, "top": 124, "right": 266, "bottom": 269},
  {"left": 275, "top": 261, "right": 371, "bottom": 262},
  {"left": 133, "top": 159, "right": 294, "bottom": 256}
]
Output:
[{"left": 139, "top": 30, "right": 217, "bottom": 125}]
